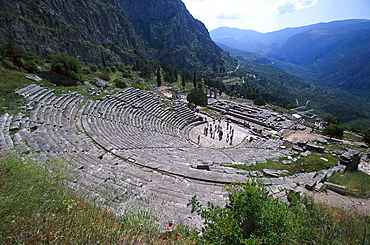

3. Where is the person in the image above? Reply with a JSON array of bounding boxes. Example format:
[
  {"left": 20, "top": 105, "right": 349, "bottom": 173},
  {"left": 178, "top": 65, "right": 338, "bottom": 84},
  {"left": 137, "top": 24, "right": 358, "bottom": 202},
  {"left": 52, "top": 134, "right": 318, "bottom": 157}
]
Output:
[
  {"left": 226, "top": 133, "right": 229, "bottom": 143},
  {"left": 219, "top": 130, "right": 223, "bottom": 141},
  {"left": 197, "top": 135, "right": 200, "bottom": 144}
]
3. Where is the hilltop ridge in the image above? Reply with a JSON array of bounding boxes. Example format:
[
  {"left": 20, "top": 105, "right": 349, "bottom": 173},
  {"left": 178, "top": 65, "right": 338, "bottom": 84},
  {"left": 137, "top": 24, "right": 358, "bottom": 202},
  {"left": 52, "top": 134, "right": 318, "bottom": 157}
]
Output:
[{"left": 211, "top": 19, "right": 370, "bottom": 90}]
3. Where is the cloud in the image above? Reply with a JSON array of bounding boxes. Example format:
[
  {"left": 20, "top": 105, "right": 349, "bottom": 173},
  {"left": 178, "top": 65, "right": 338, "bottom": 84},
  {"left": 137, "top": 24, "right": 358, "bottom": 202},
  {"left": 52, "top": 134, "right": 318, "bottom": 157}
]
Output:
[
  {"left": 216, "top": 13, "right": 242, "bottom": 20},
  {"left": 277, "top": 2, "right": 296, "bottom": 14},
  {"left": 276, "top": 0, "right": 318, "bottom": 15}
]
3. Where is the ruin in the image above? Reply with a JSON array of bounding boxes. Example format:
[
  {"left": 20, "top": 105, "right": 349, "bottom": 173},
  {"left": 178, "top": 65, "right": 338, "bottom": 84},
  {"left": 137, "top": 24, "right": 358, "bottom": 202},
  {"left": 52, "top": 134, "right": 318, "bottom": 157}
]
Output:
[{"left": 0, "top": 84, "right": 362, "bottom": 227}]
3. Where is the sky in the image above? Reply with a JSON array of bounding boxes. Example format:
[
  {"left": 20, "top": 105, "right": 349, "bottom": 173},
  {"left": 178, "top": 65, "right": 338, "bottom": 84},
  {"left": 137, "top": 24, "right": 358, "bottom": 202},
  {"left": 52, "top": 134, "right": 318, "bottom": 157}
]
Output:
[{"left": 181, "top": 0, "right": 370, "bottom": 33}]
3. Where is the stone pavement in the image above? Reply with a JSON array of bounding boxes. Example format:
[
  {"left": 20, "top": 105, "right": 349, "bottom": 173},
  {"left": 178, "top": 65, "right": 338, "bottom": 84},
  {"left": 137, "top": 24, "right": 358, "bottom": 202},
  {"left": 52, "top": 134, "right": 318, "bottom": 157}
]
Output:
[{"left": 189, "top": 113, "right": 250, "bottom": 148}]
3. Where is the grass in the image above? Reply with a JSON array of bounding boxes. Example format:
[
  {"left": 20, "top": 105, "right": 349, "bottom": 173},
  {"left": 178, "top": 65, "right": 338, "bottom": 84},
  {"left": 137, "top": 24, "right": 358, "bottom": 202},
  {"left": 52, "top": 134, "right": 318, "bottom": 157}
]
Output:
[
  {"left": 329, "top": 171, "right": 370, "bottom": 196},
  {"left": 343, "top": 132, "right": 364, "bottom": 143},
  {"left": 0, "top": 154, "right": 196, "bottom": 244},
  {"left": 229, "top": 152, "right": 339, "bottom": 175},
  {"left": 0, "top": 68, "right": 31, "bottom": 114}
]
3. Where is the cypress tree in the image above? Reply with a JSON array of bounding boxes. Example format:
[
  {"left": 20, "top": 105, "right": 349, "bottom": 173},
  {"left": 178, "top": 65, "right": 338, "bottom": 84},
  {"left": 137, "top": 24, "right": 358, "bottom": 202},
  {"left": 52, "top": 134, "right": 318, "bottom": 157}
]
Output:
[
  {"left": 193, "top": 71, "right": 196, "bottom": 88},
  {"left": 157, "top": 68, "right": 161, "bottom": 86},
  {"left": 182, "top": 75, "right": 185, "bottom": 89}
]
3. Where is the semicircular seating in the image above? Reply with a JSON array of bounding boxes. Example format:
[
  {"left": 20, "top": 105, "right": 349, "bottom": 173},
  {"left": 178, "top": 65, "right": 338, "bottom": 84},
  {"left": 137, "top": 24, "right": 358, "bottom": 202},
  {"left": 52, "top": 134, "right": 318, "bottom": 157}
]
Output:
[{"left": 0, "top": 84, "right": 346, "bottom": 227}]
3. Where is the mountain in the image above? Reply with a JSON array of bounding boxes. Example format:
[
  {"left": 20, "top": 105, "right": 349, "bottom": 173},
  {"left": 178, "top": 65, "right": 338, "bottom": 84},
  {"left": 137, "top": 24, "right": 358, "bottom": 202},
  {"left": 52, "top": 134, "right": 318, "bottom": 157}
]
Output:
[
  {"left": 211, "top": 20, "right": 370, "bottom": 89},
  {"left": 0, "top": 0, "right": 231, "bottom": 69},
  {"left": 0, "top": 0, "right": 144, "bottom": 64},
  {"left": 118, "top": 0, "right": 231, "bottom": 69},
  {"left": 222, "top": 49, "right": 370, "bottom": 125}
]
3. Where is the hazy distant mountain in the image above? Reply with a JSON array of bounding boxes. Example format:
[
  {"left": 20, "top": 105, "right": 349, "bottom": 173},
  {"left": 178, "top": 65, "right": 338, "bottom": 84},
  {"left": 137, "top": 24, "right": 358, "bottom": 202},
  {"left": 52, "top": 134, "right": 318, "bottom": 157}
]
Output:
[{"left": 211, "top": 19, "right": 370, "bottom": 89}]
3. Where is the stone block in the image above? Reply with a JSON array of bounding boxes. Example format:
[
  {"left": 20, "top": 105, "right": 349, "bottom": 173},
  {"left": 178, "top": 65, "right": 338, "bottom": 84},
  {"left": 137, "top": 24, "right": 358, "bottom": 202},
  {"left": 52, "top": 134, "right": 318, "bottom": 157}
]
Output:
[{"left": 324, "top": 182, "right": 346, "bottom": 195}]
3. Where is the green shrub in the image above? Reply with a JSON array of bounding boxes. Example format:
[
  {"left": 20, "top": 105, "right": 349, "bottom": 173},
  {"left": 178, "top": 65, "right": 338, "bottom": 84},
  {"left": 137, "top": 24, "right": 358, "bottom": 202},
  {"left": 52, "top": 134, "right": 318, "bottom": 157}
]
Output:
[
  {"left": 122, "top": 71, "right": 132, "bottom": 78},
  {"left": 90, "top": 65, "right": 98, "bottom": 72},
  {"left": 322, "top": 124, "right": 347, "bottom": 139},
  {"left": 114, "top": 78, "right": 127, "bottom": 89},
  {"left": 110, "top": 66, "right": 116, "bottom": 73},
  {"left": 187, "top": 88, "right": 207, "bottom": 107},
  {"left": 98, "top": 71, "right": 111, "bottom": 81},
  {"left": 253, "top": 97, "right": 266, "bottom": 106},
  {"left": 132, "top": 82, "right": 144, "bottom": 90},
  {"left": 23, "top": 60, "right": 39, "bottom": 73},
  {"left": 49, "top": 53, "right": 81, "bottom": 80},
  {"left": 188, "top": 182, "right": 364, "bottom": 244}
]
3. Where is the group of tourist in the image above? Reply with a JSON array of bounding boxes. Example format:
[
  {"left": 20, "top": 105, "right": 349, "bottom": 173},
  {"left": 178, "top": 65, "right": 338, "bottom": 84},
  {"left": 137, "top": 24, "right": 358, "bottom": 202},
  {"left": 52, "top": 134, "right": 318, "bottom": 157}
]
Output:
[{"left": 197, "top": 118, "right": 235, "bottom": 145}]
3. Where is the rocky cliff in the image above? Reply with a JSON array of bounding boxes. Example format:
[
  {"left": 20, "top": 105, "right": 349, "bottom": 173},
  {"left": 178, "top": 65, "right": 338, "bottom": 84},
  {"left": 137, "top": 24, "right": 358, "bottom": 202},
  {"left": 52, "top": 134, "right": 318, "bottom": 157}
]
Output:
[
  {"left": 118, "top": 0, "right": 230, "bottom": 69},
  {"left": 0, "top": 0, "right": 144, "bottom": 64},
  {"left": 0, "top": 0, "right": 231, "bottom": 69}
]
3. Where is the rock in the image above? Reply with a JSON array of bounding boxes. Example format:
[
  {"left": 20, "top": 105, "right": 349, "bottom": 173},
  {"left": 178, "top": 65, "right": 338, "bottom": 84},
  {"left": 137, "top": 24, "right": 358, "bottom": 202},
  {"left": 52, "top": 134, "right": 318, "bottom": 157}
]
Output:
[
  {"left": 315, "top": 182, "right": 325, "bottom": 192},
  {"left": 25, "top": 74, "right": 42, "bottom": 82},
  {"left": 300, "top": 151, "right": 311, "bottom": 157},
  {"left": 282, "top": 160, "right": 292, "bottom": 165},
  {"left": 263, "top": 169, "right": 289, "bottom": 177},
  {"left": 292, "top": 145, "right": 304, "bottom": 152},
  {"left": 94, "top": 78, "right": 110, "bottom": 88},
  {"left": 324, "top": 182, "right": 346, "bottom": 195},
  {"left": 305, "top": 179, "right": 317, "bottom": 191},
  {"left": 339, "top": 150, "right": 361, "bottom": 171},
  {"left": 306, "top": 143, "right": 325, "bottom": 153}
]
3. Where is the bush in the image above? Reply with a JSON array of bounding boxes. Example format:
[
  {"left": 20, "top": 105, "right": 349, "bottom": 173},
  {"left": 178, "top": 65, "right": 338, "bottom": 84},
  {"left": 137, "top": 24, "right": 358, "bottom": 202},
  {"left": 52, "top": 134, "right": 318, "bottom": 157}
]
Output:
[
  {"left": 122, "top": 71, "right": 132, "bottom": 78},
  {"left": 322, "top": 124, "right": 347, "bottom": 139},
  {"left": 49, "top": 53, "right": 81, "bottom": 80},
  {"left": 131, "top": 82, "right": 144, "bottom": 90},
  {"left": 90, "top": 65, "right": 98, "bottom": 73},
  {"left": 188, "top": 182, "right": 362, "bottom": 245},
  {"left": 114, "top": 79, "right": 127, "bottom": 89},
  {"left": 364, "top": 128, "right": 370, "bottom": 145},
  {"left": 253, "top": 97, "right": 266, "bottom": 106},
  {"left": 110, "top": 66, "right": 117, "bottom": 73},
  {"left": 98, "top": 71, "right": 111, "bottom": 81},
  {"left": 23, "top": 60, "right": 39, "bottom": 73},
  {"left": 323, "top": 113, "right": 340, "bottom": 125},
  {"left": 187, "top": 88, "right": 207, "bottom": 107}
]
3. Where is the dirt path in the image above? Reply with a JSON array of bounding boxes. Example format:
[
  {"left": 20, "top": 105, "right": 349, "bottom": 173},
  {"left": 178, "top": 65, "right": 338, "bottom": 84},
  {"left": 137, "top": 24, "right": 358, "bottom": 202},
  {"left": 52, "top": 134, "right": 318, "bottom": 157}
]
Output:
[{"left": 312, "top": 190, "right": 370, "bottom": 216}]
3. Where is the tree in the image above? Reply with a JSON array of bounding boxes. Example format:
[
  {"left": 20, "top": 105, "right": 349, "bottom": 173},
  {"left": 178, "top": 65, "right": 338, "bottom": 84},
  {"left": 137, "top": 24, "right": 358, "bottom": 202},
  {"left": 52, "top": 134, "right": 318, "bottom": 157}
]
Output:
[
  {"left": 187, "top": 88, "right": 207, "bottom": 107},
  {"left": 193, "top": 71, "right": 197, "bottom": 88},
  {"left": 323, "top": 113, "right": 339, "bottom": 125},
  {"left": 156, "top": 68, "right": 161, "bottom": 86},
  {"left": 253, "top": 97, "right": 266, "bottom": 106},
  {"left": 364, "top": 128, "right": 370, "bottom": 145},
  {"left": 188, "top": 182, "right": 340, "bottom": 245},
  {"left": 322, "top": 124, "right": 347, "bottom": 139},
  {"left": 181, "top": 75, "right": 185, "bottom": 89},
  {"left": 50, "top": 53, "right": 81, "bottom": 79}
]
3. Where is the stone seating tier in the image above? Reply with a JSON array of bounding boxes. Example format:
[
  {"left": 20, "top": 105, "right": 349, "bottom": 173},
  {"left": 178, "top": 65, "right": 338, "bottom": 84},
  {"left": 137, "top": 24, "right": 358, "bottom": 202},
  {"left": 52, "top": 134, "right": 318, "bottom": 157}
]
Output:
[{"left": 1, "top": 84, "right": 347, "bottom": 228}]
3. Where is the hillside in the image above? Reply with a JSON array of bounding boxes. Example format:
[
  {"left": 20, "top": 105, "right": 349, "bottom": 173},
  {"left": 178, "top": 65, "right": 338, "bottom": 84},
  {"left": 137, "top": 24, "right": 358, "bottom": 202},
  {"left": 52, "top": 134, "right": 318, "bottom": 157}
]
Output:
[
  {"left": 0, "top": 0, "right": 232, "bottom": 70},
  {"left": 211, "top": 20, "right": 370, "bottom": 90},
  {"left": 223, "top": 48, "right": 370, "bottom": 125}
]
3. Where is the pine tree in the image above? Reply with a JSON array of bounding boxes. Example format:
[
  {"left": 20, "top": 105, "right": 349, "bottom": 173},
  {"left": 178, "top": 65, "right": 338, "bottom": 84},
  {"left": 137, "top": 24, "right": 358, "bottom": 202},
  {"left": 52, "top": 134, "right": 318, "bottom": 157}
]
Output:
[
  {"left": 193, "top": 71, "right": 196, "bottom": 88},
  {"left": 157, "top": 68, "right": 161, "bottom": 86},
  {"left": 182, "top": 75, "right": 185, "bottom": 89}
]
